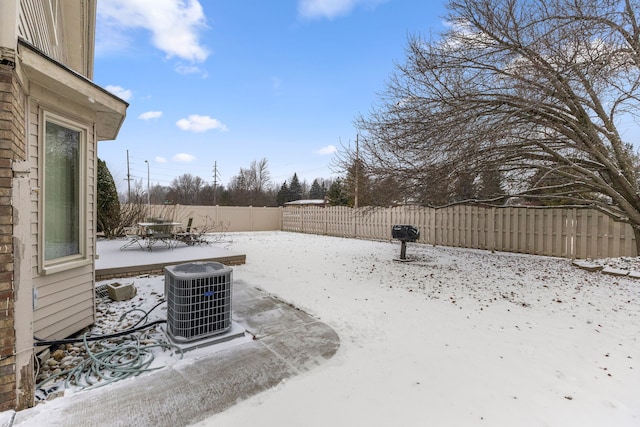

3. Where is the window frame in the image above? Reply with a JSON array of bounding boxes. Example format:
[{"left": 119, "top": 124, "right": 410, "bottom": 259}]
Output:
[{"left": 39, "top": 110, "right": 90, "bottom": 274}]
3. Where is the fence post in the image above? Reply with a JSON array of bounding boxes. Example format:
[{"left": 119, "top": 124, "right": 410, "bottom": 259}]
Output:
[{"left": 491, "top": 208, "right": 496, "bottom": 252}]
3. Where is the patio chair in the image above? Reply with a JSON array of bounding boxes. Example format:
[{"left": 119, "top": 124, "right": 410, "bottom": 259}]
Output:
[
  {"left": 174, "top": 218, "right": 208, "bottom": 246},
  {"left": 119, "top": 226, "right": 144, "bottom": 250},
  {"left": 174, "top": 218, "right": 196, "bottom": 245},
  {"left": 189, "top": 228, "right": 210, "bottom": 246}
]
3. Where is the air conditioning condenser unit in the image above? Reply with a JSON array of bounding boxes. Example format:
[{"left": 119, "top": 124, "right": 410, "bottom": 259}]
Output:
[{"left": 164, "top": 262, "right": 233, "bottom": 343}]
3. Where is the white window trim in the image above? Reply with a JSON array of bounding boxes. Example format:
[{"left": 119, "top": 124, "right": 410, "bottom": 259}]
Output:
[{"left": 39, "top": 110, "right": 90, "bottom": 275}]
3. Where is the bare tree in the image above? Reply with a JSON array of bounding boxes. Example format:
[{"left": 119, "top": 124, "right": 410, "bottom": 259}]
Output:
[
  {"left": 112, "top": 181, "right": 149, "bottom": 237},
  {"left": 227, "top": 158, "right": 276, "bottom": 206},
  {"left": 149, "top": 183, "right": 170, "bottom": 205},
  {"left": 199, "top": 183, "right": 225, "bottom": 205},
  {"left": 250, "top": 158, "right": 272, "bottom": 196},
  {"left": 349, "top": 0, "right": 640, "bottom": 250},
  {"left": 167, "top": 174, "right": 204, "bottom": 205}
]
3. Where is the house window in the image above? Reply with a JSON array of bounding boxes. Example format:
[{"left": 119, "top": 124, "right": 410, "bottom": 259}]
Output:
[{"left": 43, "top": 116, "right": 85, "bottom": 265}]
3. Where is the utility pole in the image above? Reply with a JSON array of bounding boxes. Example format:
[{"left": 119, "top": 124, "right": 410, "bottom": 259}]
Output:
[
  {"left": 125, "top": 150, "right": 133, "bottom": 202},
  {"left": 355, "top": 133, "right": 359, "bottom": 209},
  {"left": 144, "top": 160, "right": 150, "bottom": 207},
  {"left": 212, "top": 161, "right": 220, "bottom": 205}
]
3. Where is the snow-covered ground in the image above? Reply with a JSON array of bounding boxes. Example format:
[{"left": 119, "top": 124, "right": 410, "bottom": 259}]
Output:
[
  {"left": 198, "top": 232, "right": 639, "bottom": 427},
  {"left": 4, "top": 231, "right": 639, "bottom": 426}
]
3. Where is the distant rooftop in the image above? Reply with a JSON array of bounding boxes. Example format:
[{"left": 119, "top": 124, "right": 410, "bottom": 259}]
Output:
[{"left": 284, "top": 199, "right": 328, "bottom": 206}]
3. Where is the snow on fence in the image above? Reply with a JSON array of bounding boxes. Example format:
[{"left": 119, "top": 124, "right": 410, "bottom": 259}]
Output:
[{"left": 282, "top": 205, "right": 637, "bottom": 259}]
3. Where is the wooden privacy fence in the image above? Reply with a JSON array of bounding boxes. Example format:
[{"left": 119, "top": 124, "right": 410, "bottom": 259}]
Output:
[
  {"left": 282, "top": 205, "right": 637, "bottom": 259},
  {"left": 133, "top": 204, "right": 635, "bottom": 259}
]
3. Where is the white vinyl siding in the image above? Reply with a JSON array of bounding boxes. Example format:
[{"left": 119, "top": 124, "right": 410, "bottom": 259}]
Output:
[
  {"left": 18, "top": 0, "right": 95, "bottom": 77},
  {"left": 18, "top": 0, "right": 67, "bottom": 64},
  {"left": 30, "top": 94, "right": 96, "bottom": 340},
  {"left": 32, "top": 265, "right": 94, "bottom": 339},
  {"left": 14, "top": 2, "right": 124, "bottom": 347}
]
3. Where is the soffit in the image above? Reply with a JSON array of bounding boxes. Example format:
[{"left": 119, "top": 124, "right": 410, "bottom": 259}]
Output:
[{"left": 18, "top": 40, "right": 127, "bottom": 141}]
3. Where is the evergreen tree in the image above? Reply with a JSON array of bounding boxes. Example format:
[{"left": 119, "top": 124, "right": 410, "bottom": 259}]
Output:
[
  {"left": 308, "top": 179, "right": 326, "bottom": 199},
  {"left": 97, "top": 158, "right": 121, "bottom": 237},
  {"left": 289, "top": 173, "right": 303, "bottom": 201},
  {"left": 326, "top": 178, "right": 349, "bottom": 206},
  {"left": 276, "top": 181, "right": 290, "bottom": 206},
  {"left": 477, "top": 169, "right": 505, "bottom": 204},
  {"left": 344, "top": 158, "right": 373, "bottom": 207},
  {"left": 453, "top": 171, "right": 476, "bottom": 202},
  {"left": 371, "top": 175, "right": 399, "bottom": 206}
]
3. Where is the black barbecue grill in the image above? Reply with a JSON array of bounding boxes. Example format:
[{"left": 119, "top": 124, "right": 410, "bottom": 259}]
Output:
[{"left": 392, "top": 225, "right": 419, "bottom": 260}]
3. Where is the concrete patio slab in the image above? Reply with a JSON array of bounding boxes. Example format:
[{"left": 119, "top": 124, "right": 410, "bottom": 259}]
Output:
[
  {"left": 17, "top": 340, "right": 297, "bottom": 427},
  {"left": 12, "top": 249, "right": 340, "bottom": 427},
  {"left": 95, "top": 237, "right": 246, "bottom": 280}
]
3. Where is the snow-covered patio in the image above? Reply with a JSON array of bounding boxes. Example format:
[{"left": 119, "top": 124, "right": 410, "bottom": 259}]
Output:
[
  {"left": 6, "top": 231, "right": 640, "bottom": 426},
  {"left": 95, "top": 235, "right": 246, "bottom": 279}
]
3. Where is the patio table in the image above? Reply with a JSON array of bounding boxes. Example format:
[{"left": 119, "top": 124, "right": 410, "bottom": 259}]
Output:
[{"left": 136, "top": 222, "right": 182, "bottom": 251}]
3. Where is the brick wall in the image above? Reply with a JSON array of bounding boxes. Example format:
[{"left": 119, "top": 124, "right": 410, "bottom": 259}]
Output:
[
  {"left": 0, "top": 60, "right": 30, "bottom": 411},
  {"left": 0, "top": 64, "right": 16, "bottom": 412}
]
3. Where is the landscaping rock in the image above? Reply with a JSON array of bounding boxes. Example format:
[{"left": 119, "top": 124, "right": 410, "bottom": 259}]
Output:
[
  {"left": 571, "top": 260, "right": 604, "bottom": 272},
  {"left": 602, "top": 266, "right": 629, "bottom": 277}
]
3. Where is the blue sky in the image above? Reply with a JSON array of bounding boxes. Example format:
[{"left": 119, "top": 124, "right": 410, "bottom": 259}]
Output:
[{"left": 94, "top": 0, "right": 448, "bottom": 193}]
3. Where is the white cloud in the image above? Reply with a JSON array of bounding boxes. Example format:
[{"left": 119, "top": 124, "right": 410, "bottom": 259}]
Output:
[
  {"left": 175, "top": 63, "right": 207, "bottom": 76},
  {"left": 155, "top": 156, "right": 168, "bottom": 163},
  {"left": 314, "top": 145, "right": 337, "bottom": 155},
  {"left": 138, "top": 111, "right": 163, "bottom": 120},
  {"left": 176, "top": 115, "right": 228, "bottom": 132},
  {"left": 105, "top": 85, "right": 132, "bottom": 101},
  {"left": 97, "top": 0, "right": 210, "bottom": 63},
  {"left": 298, "top": 0, "right": 387, "bottom": 20},
  {"left": 173, "top": 153, "right": 196, "bottom": 162}
]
